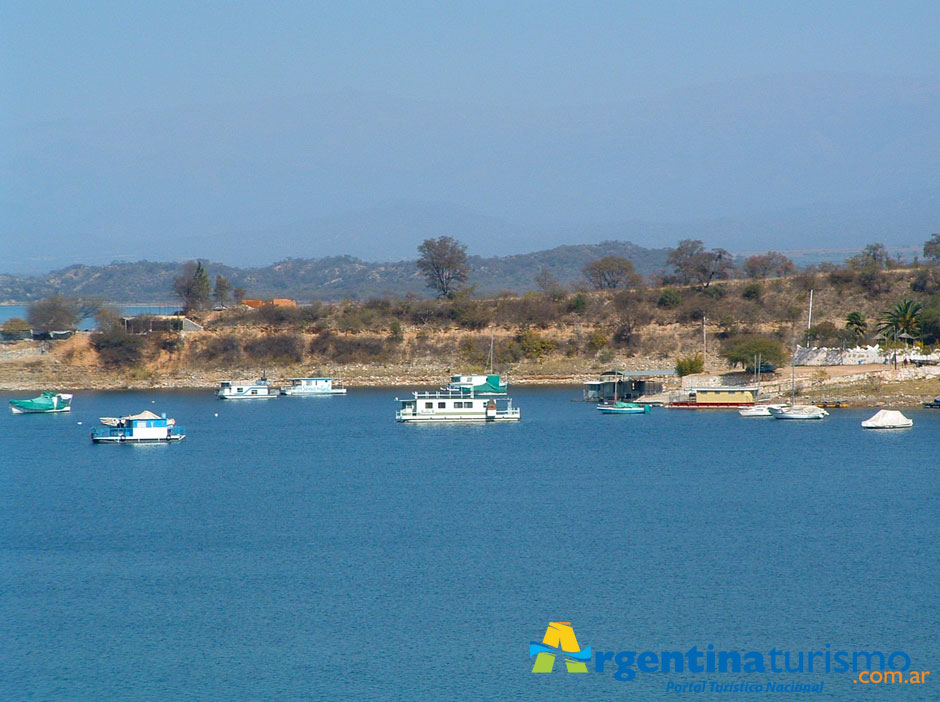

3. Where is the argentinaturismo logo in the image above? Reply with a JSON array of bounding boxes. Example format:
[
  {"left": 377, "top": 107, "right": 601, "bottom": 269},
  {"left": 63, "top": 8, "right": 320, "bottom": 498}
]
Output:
[
  {"left": 527, "top": 622, "right": 927, "bottom": 689},
  {"left": 530, "top": 622, "right": 591, "bottom": 673}
]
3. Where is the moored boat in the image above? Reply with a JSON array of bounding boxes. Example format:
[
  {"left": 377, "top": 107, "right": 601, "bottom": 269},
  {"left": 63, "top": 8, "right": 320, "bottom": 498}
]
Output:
[
  {"left": 280, "top": 377, "right": 347, "bottom": 396},
  {"left": 596, "top": 401, "right": 650, "bottom": 414},
  {"left": 739, "top": 403, "right": 787, "bottom": 417},
  {"left": 923, "top": 396, "right": 940, "bottom": 409},
  {"left": 9, "top": 391, "right": 72, "bottom": 414},
  {"left": 217, "top": 376, "right": 278, "bottom": 399},
  {"left": 395, "top": 389, "right": 520, "bottom": 422},
  {"left": 445, "top": 374, "right": 508, "bottom": 396},
  {"left": 90, "top": 411, "right": 185, "bottom": 443},
  {"left": 768, "top": 405, "right": 828, "bottom": 420},
  {"left": 861, "top": 409, "right": 913, "bottom": 429}
]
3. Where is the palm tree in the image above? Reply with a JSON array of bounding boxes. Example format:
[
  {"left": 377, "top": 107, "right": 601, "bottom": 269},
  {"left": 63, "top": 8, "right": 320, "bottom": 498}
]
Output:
[
  {"left": 878, "top": 299, "right": 922, "bottom": 340},
  {"left": 845, "top": 311, "right": 867, "bottom": 341}
]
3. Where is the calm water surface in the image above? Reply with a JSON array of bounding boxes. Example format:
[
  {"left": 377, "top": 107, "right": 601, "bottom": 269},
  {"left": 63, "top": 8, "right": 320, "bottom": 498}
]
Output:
[{"left": 1, "top": 387, "right": 937, "bottom": 700}]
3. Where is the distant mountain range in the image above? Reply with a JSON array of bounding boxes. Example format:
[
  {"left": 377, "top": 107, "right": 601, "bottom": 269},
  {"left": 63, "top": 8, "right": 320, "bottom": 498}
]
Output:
[{"left": 0, "top": 241, "right": 672, "bottom": 303}]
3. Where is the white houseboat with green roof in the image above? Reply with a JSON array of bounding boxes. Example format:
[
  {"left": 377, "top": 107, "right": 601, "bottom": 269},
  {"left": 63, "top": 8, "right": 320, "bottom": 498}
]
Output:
[
  {"left": 395, "top": 389, "right": 520, "bottom": 422},
  {"left": 445, "top": 374, "right": 508, "bottom": 396}
]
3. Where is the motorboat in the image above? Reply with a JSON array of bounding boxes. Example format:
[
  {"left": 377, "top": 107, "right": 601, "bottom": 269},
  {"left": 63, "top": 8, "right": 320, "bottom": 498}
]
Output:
[
  {"left": 768, "top": 405, "right": 829, "bottom": 420},
  {"left": 9, "top": 391, "right": 72, "bottom": 414},
  {"left": 739, "top": 403, "right": 787, "bottom": 417},
  {"left": 596, "top": 401, "right": 650, "bottom": 414}
]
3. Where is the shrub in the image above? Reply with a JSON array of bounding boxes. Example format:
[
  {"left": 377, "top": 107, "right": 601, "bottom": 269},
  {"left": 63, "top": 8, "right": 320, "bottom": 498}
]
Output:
[
  {"left": 91, "top": 329, "right": 147, "bottom": 367},
  {"left": 254, "top": 305, "right": 303, "bottom": 326},
  {"left": 192, "top": 334, "right": 243, "bottom": 366},
  {"left": 1, "top": 317, "right": 30, "bottom": 334},
  {"left": 657, "top": 287, "right": 682, "bottom": 309},
  {"left": 586, "top": 331, "right": 608, "bottom": 354},
  {"left": 244, "top": 333, "right": 305, "bottom": 363},
  {"left": 675, "top": 354, "right": 704, "bottom": 377},
  {"left": 518, "top": 330, "right": 555, "bottom": 360},
  {"left": 567, "top": 293, "right": 588, "bottom": 314},
  {"left": 741, "top": 282, "right": 763, "bottom": 301}
]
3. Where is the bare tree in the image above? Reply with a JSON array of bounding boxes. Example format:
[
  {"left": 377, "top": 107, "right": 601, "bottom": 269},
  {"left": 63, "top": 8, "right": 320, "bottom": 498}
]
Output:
[
  {"left": 582, "top": 256, "right": 643, "bottom": 290},
  {"left": 416, "top": 237, "right": 469, "bottom": 297},
  {"left": 26, "top": 296, "right": 82, "bottom": 332},
  {"left": 667, "top": 239, "right": 735, "bottom": 288}
]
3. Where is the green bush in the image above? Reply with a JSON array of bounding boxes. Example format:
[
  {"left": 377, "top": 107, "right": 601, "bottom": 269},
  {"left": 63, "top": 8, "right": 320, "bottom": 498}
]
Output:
[
  {"left": 675, "top": 354, "right": 704, "bottom": 377},
  {"left": 518, "top": 330, "right": 555, "bottom": 360},
  {"left": 586, "top": 331, "right": 608, "bottom": 354},
  {"left": 657, "top": 287, "right": 682, "bottom": 308},
  {"left": 91, "top": 329, "right": 146, "bottom": 367},
  {"left": 741, "top": 282, "right": 762, "bottom": 301}
]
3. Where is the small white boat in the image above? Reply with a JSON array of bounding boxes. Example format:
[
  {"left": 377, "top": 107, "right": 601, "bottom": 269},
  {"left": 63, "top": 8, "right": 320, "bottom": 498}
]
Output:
[
  {"left": 861, "top": 409, "right": 913, "bottom": 429},
  {"left": 280, "top": 377, "right": 347, "bottom": 396},
  {"left": 768, "top": 404, "right": 829, "bottom": 420},
  {"left": 90, "top": 411, "right": 185, "bottom": 443},
  {"left": 739, "top": 403, "right": 787, "bottom": 417},
  {"left": 396, "top": 390, "right": 520, "bottom": 422},
  {"left": 217, "top": 377, "right": 278, "bottom": 399}
]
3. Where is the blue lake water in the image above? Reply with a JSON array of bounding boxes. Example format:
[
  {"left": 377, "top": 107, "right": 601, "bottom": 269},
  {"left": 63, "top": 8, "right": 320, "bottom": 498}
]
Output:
[
  {"left": 0, "top": 305, "right": 177, "bottom": 331},
  {"left": 1, "top": 387, "right": 938, "bottom": 700}
]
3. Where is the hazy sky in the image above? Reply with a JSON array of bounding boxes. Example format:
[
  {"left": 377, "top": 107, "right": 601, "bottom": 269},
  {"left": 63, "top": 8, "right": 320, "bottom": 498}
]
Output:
[{"left": 2, "top": 2, "right": 939, "bottom": 271}]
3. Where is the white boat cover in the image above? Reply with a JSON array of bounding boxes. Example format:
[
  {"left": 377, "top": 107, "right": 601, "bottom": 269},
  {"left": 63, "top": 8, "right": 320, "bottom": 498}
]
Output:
[
  {"left": 124, "top": 410, "right": 163, "bottom": 421},
  {"left": 861, "top": 410, "right": 913, "bottom": 428}
]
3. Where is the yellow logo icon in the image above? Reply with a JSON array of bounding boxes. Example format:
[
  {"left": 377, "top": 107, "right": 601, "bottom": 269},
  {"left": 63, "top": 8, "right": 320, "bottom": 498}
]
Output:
[{"left": 530, "top": 622, "right": 591, "bottom": 673}]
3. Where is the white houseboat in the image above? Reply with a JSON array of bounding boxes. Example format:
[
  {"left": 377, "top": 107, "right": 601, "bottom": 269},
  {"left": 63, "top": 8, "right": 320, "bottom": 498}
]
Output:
[
  {"left": 217, "top": 376, "right": 278, "bottom": 399},
  {"left": 281, "top": 377, "right": 347, "bottom": 396},
  {"left": 90, "top": 411, "right": 185, "bottom": 443},
  {"left": 395, "top": 390, "right": 520, "bottom": 422}
]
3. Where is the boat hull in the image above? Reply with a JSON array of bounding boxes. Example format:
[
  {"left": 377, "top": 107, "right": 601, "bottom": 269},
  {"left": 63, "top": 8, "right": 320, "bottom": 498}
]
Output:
[
  {"left": 667, "top": 402, "right": 755, "bottom": 409},
  {"left": 91, "top": 434, "right": 186, "bottom": 443},
  {"left": 396, "top": 414, "right": 520, "bottom": 422},
  {"left": 217, "top": 392, "right": 278, "bottom": 399},
  {"left": 10, "top": 404, "right": 71, "bottom": 414},
  {"left": 597, "top": 404, "right": 649, "bottom": 414},
  {"left": 281, "top": 389, "right": 347, "bottom": 396},
  {"left": 768, "top": 406, "right": 828, "bottom": 420}
]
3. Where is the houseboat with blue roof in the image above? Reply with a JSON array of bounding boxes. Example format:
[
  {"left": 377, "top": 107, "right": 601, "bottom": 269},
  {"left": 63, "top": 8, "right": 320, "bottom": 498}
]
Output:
[{"left": 91, "top": 411, "right": 185, "bottom": 443}]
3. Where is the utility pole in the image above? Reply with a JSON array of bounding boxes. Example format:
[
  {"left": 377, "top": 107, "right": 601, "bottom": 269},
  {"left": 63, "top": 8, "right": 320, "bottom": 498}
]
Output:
[
  {"left": 807, "top": 289, "right": 814, "bottom": 330},
  {"left": 702, "top": 316, "right": 707, "bottom": 370}
]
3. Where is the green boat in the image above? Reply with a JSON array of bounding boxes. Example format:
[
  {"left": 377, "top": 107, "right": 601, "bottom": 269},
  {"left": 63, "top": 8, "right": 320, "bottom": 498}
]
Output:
[
  {"left": 445, "top": 374, "right": 508, "bottom": 396},
  {"left": 9, "top": 391, "right": 73, "bottom": 414},
  {"left": 596, "top": 401, "right": 650, "bottom": 414}
]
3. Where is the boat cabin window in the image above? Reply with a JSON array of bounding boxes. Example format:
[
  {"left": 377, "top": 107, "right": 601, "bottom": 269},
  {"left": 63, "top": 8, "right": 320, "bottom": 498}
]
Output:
[
  {"left": 438, "top": 402, "right": 446, "bottom": 408},
  {"left": 424, "top": 402, "right": 433, "bottom": 409}
]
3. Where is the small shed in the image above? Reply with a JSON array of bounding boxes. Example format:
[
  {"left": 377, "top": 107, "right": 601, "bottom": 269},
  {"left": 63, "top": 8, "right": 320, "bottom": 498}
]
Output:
[{"left": 584, "top": 369, "right": 675, "bottom": 402}]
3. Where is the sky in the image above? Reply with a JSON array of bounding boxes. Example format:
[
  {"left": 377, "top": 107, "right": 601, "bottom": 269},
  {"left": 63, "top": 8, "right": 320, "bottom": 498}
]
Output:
[{"left": 2, "top": 1, "right": 939, "bottom": 271}]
